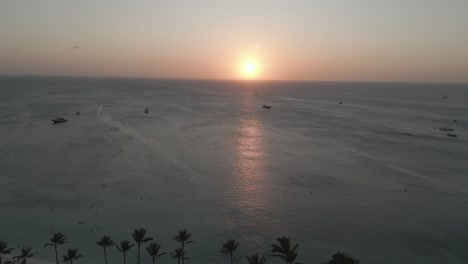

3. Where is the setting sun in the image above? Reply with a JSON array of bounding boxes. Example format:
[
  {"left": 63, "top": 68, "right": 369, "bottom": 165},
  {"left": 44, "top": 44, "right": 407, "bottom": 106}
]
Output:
[{"left": 241, "top": 60, "right": 260, "bottom": 79}]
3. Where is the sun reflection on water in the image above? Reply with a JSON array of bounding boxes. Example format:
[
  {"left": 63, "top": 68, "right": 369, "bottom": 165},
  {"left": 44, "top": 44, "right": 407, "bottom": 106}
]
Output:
[{"left": 227, "top": 91, "right": 281, "bottom": 249}]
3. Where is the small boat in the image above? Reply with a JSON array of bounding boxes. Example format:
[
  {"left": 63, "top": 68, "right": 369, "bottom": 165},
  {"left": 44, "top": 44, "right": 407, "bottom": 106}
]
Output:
[
  {"left": 338, "top": 101, "right": 343, "bottom": 105},
  {"left": 144, "top": 108, "right": 149, "bottom": 114},
  {"left": 76, "top": 111, "right": 80, "bottom": 115},
  {"left": 439, "top": 126, "right": 454, "bottom": 132},
  {"left": 447, "top": 133, "right": 458, "bottom": 137},
  {"left": 442, "top": 96, "right": 448, "bottom": 99},
  {"left": 262, "top": 105, "right": 272, "bottom": 109},
  {"left": 52, "top": 117, "right": 68, "bottom": 124}
]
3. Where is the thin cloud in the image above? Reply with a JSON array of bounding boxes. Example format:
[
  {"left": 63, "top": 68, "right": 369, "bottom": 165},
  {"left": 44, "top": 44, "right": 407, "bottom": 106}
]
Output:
[{"left": 65, "top": 45, "right": 80, "bottom": 50}]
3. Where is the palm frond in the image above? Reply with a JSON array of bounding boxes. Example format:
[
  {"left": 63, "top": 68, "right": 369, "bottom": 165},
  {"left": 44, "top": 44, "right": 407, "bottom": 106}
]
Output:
[
  {"left": 50, "top": 232, "right": 68, "bottom": 245},
  {"left": 0, "top": 241, "right": 15, "bottom": 254},
  {"left": 116, "top": 241, "right": 134, "bottom": 253},
  {"left": 270, "top": 236, "right": 300, "bottom": 264},
  {"left": 170, "top": 248, "right": 186, "bottom": 259},
  {"left": 220, "top": 239, "right": 239, "bottom": 254},
  {"left": 146, "top": 242, "right": 166, "bottom": 258},
  {"left": 14, "top": 246, "right": 36, "bottom": 260},
  {"left": 96, "top": 236, "right": 116, "bottom": 247},
  {"left": 247, "top": 253, "right": 267, "bottom": 264},
  {"left": 172, "top": 229, "right": 194, "bottom": 244}
]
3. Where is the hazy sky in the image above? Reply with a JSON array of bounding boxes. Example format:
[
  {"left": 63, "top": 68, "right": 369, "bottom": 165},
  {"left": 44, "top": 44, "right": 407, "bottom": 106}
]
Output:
[{"left": 1, "top": 0, "right": 467, "bottom": 82}]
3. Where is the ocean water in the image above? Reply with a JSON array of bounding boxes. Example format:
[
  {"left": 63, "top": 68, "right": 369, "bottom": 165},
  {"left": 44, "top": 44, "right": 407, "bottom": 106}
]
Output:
[{"left": 0, "top": 76, "right": 467, "bottom": 264}]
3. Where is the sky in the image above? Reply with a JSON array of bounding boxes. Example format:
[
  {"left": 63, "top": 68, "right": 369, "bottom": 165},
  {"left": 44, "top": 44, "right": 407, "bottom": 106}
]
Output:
[{"left": 0, "top": 0, "right": 467, "bottom": 82}]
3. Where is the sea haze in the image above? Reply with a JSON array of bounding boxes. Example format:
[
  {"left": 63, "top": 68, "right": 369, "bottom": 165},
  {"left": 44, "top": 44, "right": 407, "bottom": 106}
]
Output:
[{"left": 0, "top": 76, "right": 467, "bottom": 264}]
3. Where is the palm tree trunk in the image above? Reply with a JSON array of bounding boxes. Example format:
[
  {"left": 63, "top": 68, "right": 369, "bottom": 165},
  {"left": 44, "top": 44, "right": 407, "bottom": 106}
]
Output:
[
  {"left": 177, "top": 257, "right": 180, "bottom": 264},
  {"left": 71, "top": 260, "right": 73, "bottom": 264},
  {"left": 152, "top": 256, "right": 155, "bottom": 264},
  {"left": 54, "top": 244, "right": 58, "bottom": 264},
  {"left": 0, "top": 255, "right": 2, "bottom": 264},
  {"left": 230, "top": 252, "right": 233, "bottom": 264},
  {"left": 123, "top": 252, "right": 126, "bottom": 264},
  {"left": 103, "top": 247, "right": 108, "bottom": 264},
  {"left": 137, "top": 243, "right": 141, "bottom": 264},
  {"left": 181, "top": 242, "right": 185, "bottom": 264}
]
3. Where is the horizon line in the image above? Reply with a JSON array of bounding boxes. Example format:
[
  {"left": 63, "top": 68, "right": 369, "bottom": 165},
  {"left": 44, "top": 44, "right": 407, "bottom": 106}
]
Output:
[{"left": 0, "top": 73, "right": 467, "bottom": 86}]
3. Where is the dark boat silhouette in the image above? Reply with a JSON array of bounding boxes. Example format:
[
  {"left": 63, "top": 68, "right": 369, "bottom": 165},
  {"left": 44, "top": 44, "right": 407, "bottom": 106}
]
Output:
[
  {"left": 144, "top": 108, "right": 149, "bottom": 113},
  {"left": 439, "top": 126, "right": 454, "bottom": 132},
  {"left": 447, "top": 133, "right": 458, "bottom": 137},
  {"left": 52, "top": 117, "right": 68, "bottom": 124},
  {"left": 262, "top": 105, "right": 271, "bottom": 109}
]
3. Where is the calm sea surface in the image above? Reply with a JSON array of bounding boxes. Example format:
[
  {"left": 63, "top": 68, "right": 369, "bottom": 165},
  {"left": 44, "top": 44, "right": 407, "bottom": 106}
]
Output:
[{"left": 1, "top": 76, "right": 467, "bottom": 264}]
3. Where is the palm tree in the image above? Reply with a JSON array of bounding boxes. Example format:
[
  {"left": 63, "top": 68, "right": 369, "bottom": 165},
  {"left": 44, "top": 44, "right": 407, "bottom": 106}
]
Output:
[
  {"left": 270, "top": 236, "right": 300, "bottom": 264},
  {"left": 96, "top": 236, "right": 116, "bottom": 264},
  {"left": 44, "top": 232, "right": 68, "bottom": 264},
  {"left": 170, "top": 248, "right": 189, "bottom": 264},
  {"left": 0, "top": 241, "right": 14, "bottom": 264},
  {"left": 220, "top": 239, "right": 239, "bottom": 264},
  {"left": 326, "top": 252, "right": 359, "bottom": 264},
  {"left": 116, "top": 241, "right": 134, "bottom": 264},
  {"left": 62, "top": 248, "right": 83, "bottom": 264},
  {"left": 247, "top": 253, "right": 267, "bottom": 264},
  {"left": 146, "top": 242, "right": 167, "bottom": 264},
  {"left": 13, "top": 246, "right": 36, "bottom": 264},
  {"left": 172, "top": 230, "right": 194, "bottom": 264},
  {"left": 132, "top": 228, "right": 153, "bottom": 264}
]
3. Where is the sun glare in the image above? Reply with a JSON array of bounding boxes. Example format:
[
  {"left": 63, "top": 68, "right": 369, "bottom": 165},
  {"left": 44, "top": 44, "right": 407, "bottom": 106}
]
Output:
[{"left": 241, "top": 60, "right": 259, "bottom": 79}]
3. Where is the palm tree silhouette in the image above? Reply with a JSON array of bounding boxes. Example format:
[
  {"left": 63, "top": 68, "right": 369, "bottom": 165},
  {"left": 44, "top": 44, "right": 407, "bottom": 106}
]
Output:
[
  {"left": 270, "top": 236, "right": 300, "bottom": 264},
  {"left": 0, "top": 241, "right": 14, "bottom": 264},
  {"left": 172, "top": 230, "right": 194, "bottom": 264},
  {"left": 326, "top": 252, "right": 360, "bottom": 264},
  {"left": 45, "top": 232, "right": 68, "bottom": 264},
  {"left": 116, "top": 241, "right": 134, "bottom": 264},
  {"left": 170, "top": 248, "right": 189, "bottom": 264},
  {"left": 13, "top": 246, "right": 36, "bottom": 264},
  {"left": 96, "top": 236, "right": 116, "bottom": 264},
  {"left": 62, "top": 248, "right": 83, "bottom": 264},
  {"left": 220, "top": 239, "right": 239, "bottom": 264},
  {"left": 132, "top": 228, "right": 153, "bottom": 264},
  {"left": 146, "top": 242, "right": 167, "bottom": 264},
  {"left": 247, "top": 253, "right": 267, "bottom": 264}
]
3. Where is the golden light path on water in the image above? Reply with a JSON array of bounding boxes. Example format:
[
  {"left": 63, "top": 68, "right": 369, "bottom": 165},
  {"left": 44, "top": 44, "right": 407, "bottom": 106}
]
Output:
[{"left": 226, "top": 90, "right": 285, "bottom": 250}]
